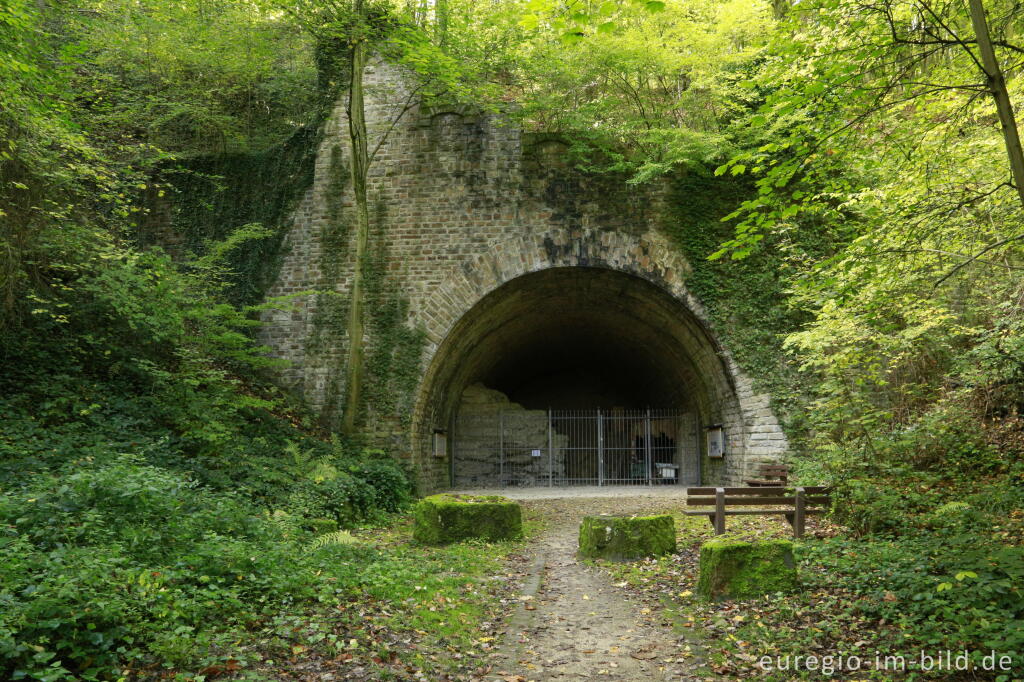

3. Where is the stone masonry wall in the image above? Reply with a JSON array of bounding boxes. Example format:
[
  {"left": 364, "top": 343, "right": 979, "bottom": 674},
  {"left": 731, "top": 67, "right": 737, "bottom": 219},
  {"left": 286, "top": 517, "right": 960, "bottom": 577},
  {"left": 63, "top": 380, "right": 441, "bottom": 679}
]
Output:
[{"left": 258, "top": 58, "right": 788, "bottom": 490}]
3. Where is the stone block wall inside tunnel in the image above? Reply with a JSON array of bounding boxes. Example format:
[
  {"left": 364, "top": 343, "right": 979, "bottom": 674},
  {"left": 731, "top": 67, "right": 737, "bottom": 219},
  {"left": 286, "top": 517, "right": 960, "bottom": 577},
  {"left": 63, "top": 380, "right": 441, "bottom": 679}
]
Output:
[{"left": 257, "top": 58, "right": 789, "bottom": 491}]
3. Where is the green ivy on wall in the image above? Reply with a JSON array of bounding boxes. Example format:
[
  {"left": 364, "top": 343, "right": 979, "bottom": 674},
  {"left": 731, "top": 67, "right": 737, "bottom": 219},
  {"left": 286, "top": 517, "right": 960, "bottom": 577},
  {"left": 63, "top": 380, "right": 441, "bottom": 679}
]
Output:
[
  {"left": 155, "top": 124, "right": 322, "bottom": 307},
  {"left": 363, "top": 197, "right": 427, "bottom": 427},
  {"left": 663, "top": 171, "right": 822, "bottom": 476},
  {"left": 303, "top": 151, "right": 426, "bottom": 433}
]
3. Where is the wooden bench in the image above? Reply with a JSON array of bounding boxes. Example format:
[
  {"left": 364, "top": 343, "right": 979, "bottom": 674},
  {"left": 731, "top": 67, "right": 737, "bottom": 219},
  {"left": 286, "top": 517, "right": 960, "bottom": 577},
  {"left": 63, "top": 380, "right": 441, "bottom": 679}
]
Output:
[
  {"left": 745, "top": 463, "right": 790, "bottom": 487},
  {"left": 684, "top": 486, "right": 831, "bottom": 538}
]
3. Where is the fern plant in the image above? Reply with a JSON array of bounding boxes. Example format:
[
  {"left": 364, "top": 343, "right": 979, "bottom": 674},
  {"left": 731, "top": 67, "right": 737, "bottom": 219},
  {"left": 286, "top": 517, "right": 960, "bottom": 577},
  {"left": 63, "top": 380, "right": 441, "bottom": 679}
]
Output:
[
  {"left": 307, "top": 530, "right": 359, "bottom": 552},
  {"left": 285, "top": 441, "right": 339, "bottom": 483}
]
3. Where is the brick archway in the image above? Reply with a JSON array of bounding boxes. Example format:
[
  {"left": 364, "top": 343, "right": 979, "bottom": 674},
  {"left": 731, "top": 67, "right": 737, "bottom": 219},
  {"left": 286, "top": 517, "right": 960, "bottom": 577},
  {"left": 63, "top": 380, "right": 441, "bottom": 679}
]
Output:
[{"left": 409, "top": 228, "right": 785, "bottom": 490}]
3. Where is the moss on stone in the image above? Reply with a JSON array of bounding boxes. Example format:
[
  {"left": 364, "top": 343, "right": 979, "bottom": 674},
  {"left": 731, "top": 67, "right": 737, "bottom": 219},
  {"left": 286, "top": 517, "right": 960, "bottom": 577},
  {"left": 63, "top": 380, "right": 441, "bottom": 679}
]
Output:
[
  {"left": 412, "top": 494, "right": 522, "bottom": 545},
  {"left": 696, "top": 539, "right": 797, "bottom": 601},
  {"left": 578, "top": 514, "right": 676, "bottom": 561}
]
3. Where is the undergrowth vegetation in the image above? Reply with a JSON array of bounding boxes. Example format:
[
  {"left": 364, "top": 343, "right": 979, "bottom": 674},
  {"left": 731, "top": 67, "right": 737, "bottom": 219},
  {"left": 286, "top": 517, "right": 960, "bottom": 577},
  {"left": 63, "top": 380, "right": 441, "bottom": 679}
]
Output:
[
  {"left": 601, "top": 511, "right": 1024, "bottom": 680},
  {"left": 0, "top": 225, "right": 421, "bottom": 678},
  {"left": 0, "top": 467, "right": 526, "bottom": 680}
]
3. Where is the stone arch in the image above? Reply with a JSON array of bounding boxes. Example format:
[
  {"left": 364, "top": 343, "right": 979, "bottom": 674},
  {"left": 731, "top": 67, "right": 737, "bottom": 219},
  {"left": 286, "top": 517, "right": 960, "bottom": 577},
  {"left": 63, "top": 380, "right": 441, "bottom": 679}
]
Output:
[
  {"left": 409, "top": 227, "right": 785, "bottom": 490},
  {"left": 255, "top": 58, "right": 788, "bottom": 491}
]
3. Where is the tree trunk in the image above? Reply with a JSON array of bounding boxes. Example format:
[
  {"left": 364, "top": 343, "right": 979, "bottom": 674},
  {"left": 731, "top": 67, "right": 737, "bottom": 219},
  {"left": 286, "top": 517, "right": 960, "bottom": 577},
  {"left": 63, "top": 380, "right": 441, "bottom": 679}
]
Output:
[
  {"left": 342, "top": 1, "right": 370, "bottom": 434},
  {"left": 435, "top": 0, "right": 448, "bottom": 46},
  {"left": 969, "top": 0, "right": 1024, "bottom": 208},
  {"left": 770, "top": 0, "right": 789, "bottom": 20}
]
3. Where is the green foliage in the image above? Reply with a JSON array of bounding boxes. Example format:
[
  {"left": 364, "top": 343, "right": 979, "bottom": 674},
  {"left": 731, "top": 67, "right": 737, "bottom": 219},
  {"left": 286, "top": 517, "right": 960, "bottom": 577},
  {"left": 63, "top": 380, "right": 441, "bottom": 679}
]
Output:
[
  {"left": 481, "top": 0, "right": 773, "bottom": 181},
  {"left": 306, "top": 529, "right": 359, "bottom": 551},
  {"left": 157, "top": 123, "right": 322, "bottom": 306},
  {"left": 363, "top": 238, "right": 429, "bottom": 426},
  {"left": 830, "top": 477, "right": 934, "bottom": 536},
  {"left": 60, "top": 0, "right": 318, "bottom": 159},
  {"left": 664, "top": 171, "right": 823, "bottom": 464},
  {"left": 0, "top": 459, "right": 372, "bottom": 680},
  {"left": 0, "top": 7, "right": 413, "bottom": 669},
  {"left": 687, "top": 0, "right": 1024, "bottom": 502},
  {"left": 5, "top": 0, "right": 1024, "bottom": 675},
  {"left": 801, "top": 529, "right": 1024, "bottom": 669}
]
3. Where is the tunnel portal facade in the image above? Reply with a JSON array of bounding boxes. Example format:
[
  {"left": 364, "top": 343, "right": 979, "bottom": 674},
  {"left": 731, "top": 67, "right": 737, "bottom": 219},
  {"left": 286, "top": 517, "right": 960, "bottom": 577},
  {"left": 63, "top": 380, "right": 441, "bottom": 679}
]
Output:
[{"left": 259, "top": 60, "right": 787, "bottom": 491}]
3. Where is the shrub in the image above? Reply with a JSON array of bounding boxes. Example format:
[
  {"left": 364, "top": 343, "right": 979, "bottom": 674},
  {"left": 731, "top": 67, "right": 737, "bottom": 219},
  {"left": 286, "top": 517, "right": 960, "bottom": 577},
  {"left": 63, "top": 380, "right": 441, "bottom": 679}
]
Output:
[
  {"left": 830, "top": 477, "right": 932, "bottom": 536},
  {"left": 345, "top": 451, "right": 412, "bottom": 512},
  {"left": 802, "top": 529, "right": 1024, "bottom": 669},
  {"left": 287, "top": 474, "right": 374, "bottom": 526},
  {"left": 0, "top": 459, "right": 381, "bottom": 681}
]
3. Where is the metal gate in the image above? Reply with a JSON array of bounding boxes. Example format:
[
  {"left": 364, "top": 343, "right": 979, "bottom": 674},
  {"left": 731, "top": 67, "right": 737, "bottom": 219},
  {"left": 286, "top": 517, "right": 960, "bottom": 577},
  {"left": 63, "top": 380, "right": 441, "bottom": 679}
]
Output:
[{"left": 452, "top": 408, "right": 699, "bottom": 488}]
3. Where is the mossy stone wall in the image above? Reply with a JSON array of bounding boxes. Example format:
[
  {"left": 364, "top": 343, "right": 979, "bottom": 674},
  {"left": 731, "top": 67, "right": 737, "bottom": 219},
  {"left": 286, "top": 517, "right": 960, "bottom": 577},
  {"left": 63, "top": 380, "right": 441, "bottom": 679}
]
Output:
[{"left": 257, "top": 59, "right": 789, "bottom": 491}]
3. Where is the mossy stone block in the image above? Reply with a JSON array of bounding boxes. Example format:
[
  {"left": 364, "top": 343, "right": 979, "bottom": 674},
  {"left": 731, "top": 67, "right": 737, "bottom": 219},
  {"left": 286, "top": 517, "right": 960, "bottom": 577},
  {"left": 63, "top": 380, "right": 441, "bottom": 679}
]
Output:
[
  {"left": 578, "top": 514, "right": 676, "bottom": 561},
  {"left": 412, "top": 494, "right": 522, "bottom": 545},
  {"left": 696, "top": 539, "right": 797, "bottom": 601}
]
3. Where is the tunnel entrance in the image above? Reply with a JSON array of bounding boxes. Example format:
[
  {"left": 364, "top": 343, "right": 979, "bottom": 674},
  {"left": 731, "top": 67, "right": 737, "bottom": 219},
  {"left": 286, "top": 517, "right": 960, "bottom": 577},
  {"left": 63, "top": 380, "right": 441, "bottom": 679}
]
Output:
[{"left": 418, "top": 267, "right": 739, "bottom": 488}]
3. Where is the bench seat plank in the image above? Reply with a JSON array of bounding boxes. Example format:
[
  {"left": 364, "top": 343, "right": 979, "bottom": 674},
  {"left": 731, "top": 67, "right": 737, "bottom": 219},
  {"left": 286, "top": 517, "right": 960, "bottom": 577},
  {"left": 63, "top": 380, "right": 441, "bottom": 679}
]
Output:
[
  {"left": 684, "top": 509, "right": 825, "bottom": 516},
  {"left": 687, "top": 496, "right": 830, "bottom": 506},
  {"left": 687, "top": 486, "right": 829, "bottom": 495},
  {"left": 684, "top": 484, "right": 831, "bottom": 538}
]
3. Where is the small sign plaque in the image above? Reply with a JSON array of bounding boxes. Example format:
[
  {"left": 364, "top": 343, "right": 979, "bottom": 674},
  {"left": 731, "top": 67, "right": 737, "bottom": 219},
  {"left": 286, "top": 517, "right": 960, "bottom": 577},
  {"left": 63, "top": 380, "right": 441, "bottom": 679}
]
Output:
[
  {"left": 531, "top": 449, "right": 542, "bottom": 457},
  {"left": 432, "top": 429, "right": 447, "bottom": 458},
  {"left": 707, "top": 425, "right": 725, "bottom": 458}
]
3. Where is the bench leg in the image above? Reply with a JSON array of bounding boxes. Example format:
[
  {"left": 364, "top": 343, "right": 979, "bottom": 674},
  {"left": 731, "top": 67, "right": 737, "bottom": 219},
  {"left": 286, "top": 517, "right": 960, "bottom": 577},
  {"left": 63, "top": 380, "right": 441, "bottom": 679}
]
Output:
[
  {"left": 714, "top": 488, "right": 726, "bottom": 535},
  {"left": 794, "top": 487, "right": 806, "bottom": 539}
]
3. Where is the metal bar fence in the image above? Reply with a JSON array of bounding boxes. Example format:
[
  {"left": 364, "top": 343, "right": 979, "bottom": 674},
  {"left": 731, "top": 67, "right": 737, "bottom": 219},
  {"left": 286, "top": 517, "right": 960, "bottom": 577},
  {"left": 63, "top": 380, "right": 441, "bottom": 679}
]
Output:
[{"left": 452, "top": 408, "right": 699, "bottom": 488}]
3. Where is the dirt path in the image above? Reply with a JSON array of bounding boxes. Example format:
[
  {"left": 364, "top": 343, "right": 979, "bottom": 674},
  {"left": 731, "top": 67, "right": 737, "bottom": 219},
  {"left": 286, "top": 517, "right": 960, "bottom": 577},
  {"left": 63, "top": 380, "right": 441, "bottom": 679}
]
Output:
[{"left": 482, "top": 493, "right": 698, "bottom": 682}]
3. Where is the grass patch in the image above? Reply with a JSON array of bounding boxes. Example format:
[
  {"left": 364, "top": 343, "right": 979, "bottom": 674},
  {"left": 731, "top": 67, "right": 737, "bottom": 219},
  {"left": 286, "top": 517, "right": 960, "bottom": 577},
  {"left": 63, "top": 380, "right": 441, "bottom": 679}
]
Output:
[{"left": 243, "top": 514, "right": 535, "bottom": 681}]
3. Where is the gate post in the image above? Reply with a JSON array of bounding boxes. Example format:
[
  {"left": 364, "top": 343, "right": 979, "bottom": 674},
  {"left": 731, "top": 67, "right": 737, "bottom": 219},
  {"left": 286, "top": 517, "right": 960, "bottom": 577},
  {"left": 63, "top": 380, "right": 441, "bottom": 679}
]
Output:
[
  {"left": 597, "top": 409, "right": 604, "bottom": 487},
  {"left": 498, "top": 410, "right": 504, "bottom": 488},
  {"left": 547, "top": 409, "right": 553, "bottom": 487},
  {"left": 645, "top": 408, "right": 653, "bottom": 486}
]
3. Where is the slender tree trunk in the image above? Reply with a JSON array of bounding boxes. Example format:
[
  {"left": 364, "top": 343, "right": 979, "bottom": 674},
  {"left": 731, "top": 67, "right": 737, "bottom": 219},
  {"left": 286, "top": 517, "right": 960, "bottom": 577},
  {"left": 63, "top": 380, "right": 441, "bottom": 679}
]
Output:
[
  {"left": 969, "top": 0, "right": 1024, "bottom": 208},
  {"left": 342, "top": 1, "right": 370, "bottom": 434},
  {"left": 435, "top": 0, "right": 448, "bottom": 46}
]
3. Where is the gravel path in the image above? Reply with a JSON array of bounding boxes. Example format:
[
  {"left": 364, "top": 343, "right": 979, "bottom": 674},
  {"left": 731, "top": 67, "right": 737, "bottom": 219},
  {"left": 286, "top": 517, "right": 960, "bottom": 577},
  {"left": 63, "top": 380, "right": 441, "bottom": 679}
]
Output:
[{"left": 479, "top": 494, "right": 696, "bottom": 682}]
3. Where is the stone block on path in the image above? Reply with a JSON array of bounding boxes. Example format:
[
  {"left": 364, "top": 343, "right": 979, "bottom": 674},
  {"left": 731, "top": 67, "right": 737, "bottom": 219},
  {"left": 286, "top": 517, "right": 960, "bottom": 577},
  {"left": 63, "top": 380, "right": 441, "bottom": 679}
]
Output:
[
  {"left": 412, "top": 494, "right": 522, "bottom": 545},
  {"left": 696, "top": 539, "right": 797, "bottom": 601},
  {"left": 578, "top": 514, "right": 676, "bottom": 561}
]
